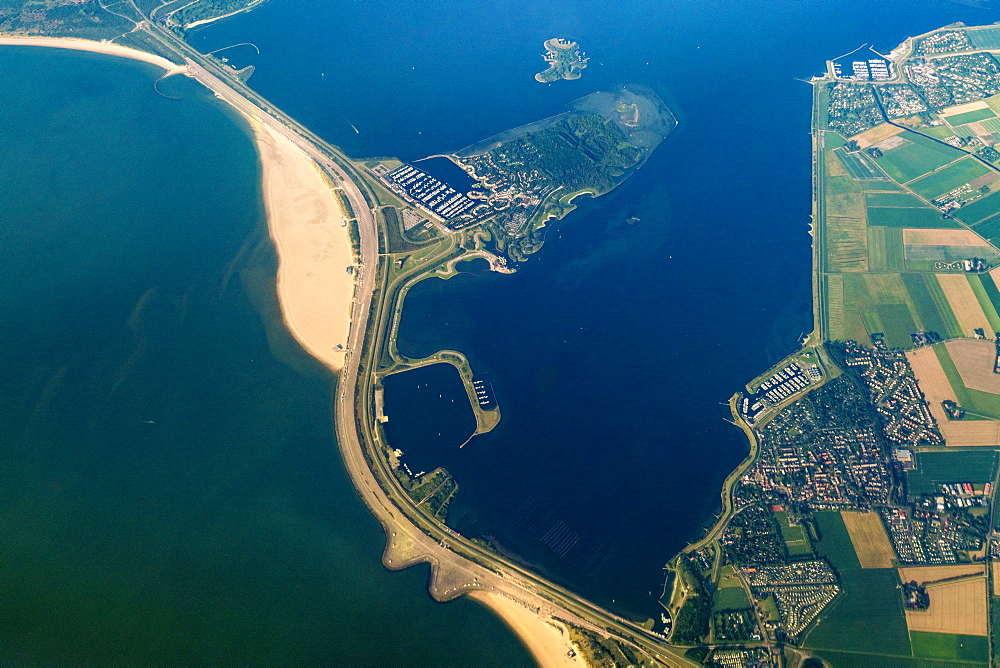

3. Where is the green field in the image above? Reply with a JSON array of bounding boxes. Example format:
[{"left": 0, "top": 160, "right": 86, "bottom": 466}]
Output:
[
  {"left": 980, "top": 271, "right": 1000, "bottom": 315},
  {"left": 907, "top": 451, "right": 1000, "bottom": 495},
  {"left": 712, "top": 585, "right": 751, "bottom": 611},
  {"left": 910, "top": 631, "right": 990, "bottom": 663},
  {"left": 967, "top": 274, "right": 1000, "bottom": 332},
  {"left": 875, "top": 133, "right": 968, "bottom": 183},
  {"left": 804, "top": 512, "right": 912, "bottom": 657},
  {"left": 866, "top": 192, "right": 931, "bottom": 207},
  {"left": 878, "top": 303, "right": 918, "bottom": 348},
  {"left": 868, "top": 206, "right": 962, "bottom": 228},
  {"left": 869, "top": 226, "right": 905, "bottom": 272},
  {"left": 775, "top": 511, "right": 813, "bottom": 556},
  {"left": 902, "top": 273, "right": 963, "bottom": 339},
  {"left": 970, "top": 26, "right": 1000, "bottom": 50},
  {"left": 944, "top": 108, "right": 998, "bottom": 126},
  {"left": 924, "top": 125, "right": 960, "bottom": 140},
  {"left": 953, "top": 192, "right": 1000, "bottom": 225},
  {"left": 908, "top": 158, "right": 990, "bottom": 199},
  {"left": 973, "top": 212, "right": 1000, "bottom": 242}
]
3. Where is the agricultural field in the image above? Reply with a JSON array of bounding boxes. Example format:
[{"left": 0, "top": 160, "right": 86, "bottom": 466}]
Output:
[
  {"left": 907, "top": 158, "right": 989, "bottom": 199},
  {"left": 866, "top": 191, "right": 929, "bottom": 208},
  {"left": 946, "top": 338, "right": 1000, "bottom": 394},
  {"left": 936, "top": 273, "right": 993, "bottom": 337},
  {"left": 898, "top": 570, "right": 988, "bottom": 636},
  {"left": 943, "top": 107, "right": 997, "bottom": 126},
  {"left": 873, "top": 133, "right": 967, "bottom": 184},
  {"left": 804, "top": 513, "right": 912, "bottom": 659},
  {"left": 906, "top": 450, "right": 1000, "bottom": 495},
  {"left": 909, "top": 630, "right": 990, "bottom": 663},
  {"left": 866, "top": 206, "right": 960, "bottom": 228},
  {"left": 909, "top": 345, "right": 1000, "bottom": 442},
  {"left": 935, "top": 343, "right": 1000, "bottom": 420},
  {"left": 953, "top": 192, "right": 1000, "bottom": 226},
  {"left": 712, "top": 582, "right": 751, "bottom": 611},
  {"left": 841, "top": 510, "right": 896, "bottom": 568},
  {"left": 834, "top": 148, "right": 887, "bottom": 180}
]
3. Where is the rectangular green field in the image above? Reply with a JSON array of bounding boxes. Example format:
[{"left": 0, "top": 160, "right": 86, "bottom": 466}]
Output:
[
  {"left": 953, "top": 192, "right": 1000, "bottom": 225},
  {"left": 968, "top": 274, "right": 1000, "bottom": 332},
  {"left": 982, "top": 271, "right": 1000, "bottom": 314},
  {"left": 908, "top": 158, "right": 990, "bottom": 198},
  {"left": 902, "top": 273, "right": 962, "bottom": 338},
  {"left": 877, "top": 303, "right": 918, "bottom": 348},
  {"left": 804, "top": 512, "right": 912, "bottom": 657},
  {"left": 910, "top": 631, "right": 990, "bottom": 663},
  {"left": 906, "top": 451, "right": 1000, "bottom": 495},
  {"left": 970, "top": 26, "right": 1000, "bottom": 50},
  {"left": 923, "top": 125, "right": 959, "bottom": 140},
  {"left": 775, "top": 511, "right": 812, "bottom": 556},
  {"left": 868, "top": 206, "right": 962, "bottom": 228},
  {"left": 875, "top": 133, "right": 967, "bottom": 183},
  {"left": 973, "top": 213, "right": 1000, "bottom": 242},
  {"left": 944, "top": 108, "right": 998, "bottom": 126},
  {"left": 712, "top": 585, "right": 751, "bottom": 611},
  {"left": 866, "top": 192, "right": 930, "bottom": 207}
]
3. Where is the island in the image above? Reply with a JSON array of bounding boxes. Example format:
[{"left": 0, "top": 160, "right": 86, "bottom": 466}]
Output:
[
  {"left": 535, "top": 37, "right": 589, "bottom": 83},
  {"left": 662, "top": 22, "right": 1000, "bottom": 666}
]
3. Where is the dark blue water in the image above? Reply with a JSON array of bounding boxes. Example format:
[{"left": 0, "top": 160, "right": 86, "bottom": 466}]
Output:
[
  {"left": 0, "top": 47, "right": 532, "bottom": 664},
  {"left": 382, "top": 363, "right": 477, "bottom": 471},
  {"left": 412, "top": 156, "right": 480, "bottom": 193},
  {"left": 192, "top": 0, "right": 1000, "bottom": 619}
]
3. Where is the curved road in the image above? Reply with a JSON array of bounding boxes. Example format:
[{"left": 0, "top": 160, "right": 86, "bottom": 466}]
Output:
[{"left": 125, "top": 17, "right": 698, "bottom": 666}]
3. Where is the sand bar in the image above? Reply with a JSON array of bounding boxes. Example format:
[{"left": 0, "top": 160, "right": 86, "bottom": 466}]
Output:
[
  {"left": 469, "top": 592, "right": 585, "bottom": 668},
  {"left": 0, "top": 36, "right": 182, "bottom": 72},
  {"left": 254, "top": 122, "right": 355, "bottom": 373}
]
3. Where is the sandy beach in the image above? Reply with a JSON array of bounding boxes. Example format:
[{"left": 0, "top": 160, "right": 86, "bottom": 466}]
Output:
[
  {"left": 254, "top": 122, "right": 355, "bottom": 373},
  {"left": 0, "top": 36, "right": 182, "bottom": 72},
  {"left": 469, "top": 592, "right": 585, "bottom": 668}
]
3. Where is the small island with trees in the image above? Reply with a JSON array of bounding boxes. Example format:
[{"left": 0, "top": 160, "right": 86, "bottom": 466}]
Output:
[{"left": 535, "top": 38, "right": 588, "bottom": 83}]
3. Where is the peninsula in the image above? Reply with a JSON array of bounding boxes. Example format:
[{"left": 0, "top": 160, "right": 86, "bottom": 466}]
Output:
[
  {"left": 0, "top": 4, "right": 694, "bottom": 667},
  {"left": 535, "top": 38, "right": 588, "bottom": 83}
]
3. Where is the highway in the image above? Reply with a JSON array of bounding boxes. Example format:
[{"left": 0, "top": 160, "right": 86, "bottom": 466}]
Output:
[{"left": 125, "top": 13, "right": 700, "bottom": 666}]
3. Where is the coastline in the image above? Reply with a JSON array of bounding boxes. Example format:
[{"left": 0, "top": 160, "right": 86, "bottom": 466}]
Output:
[
  {"left": 468, "top": 591, "right": 585, "bottom": 668},
  {"left": 0, "top": 36, "right": 182, "bottom": 72},
  {"left": 253, "top": 121, "right": 355, "bottom": 373},
  {"left": 0, "top": 35, "right": 606, "bottom": 663}
]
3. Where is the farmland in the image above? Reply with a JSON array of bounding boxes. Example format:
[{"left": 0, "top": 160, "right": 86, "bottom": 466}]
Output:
[
  {"left": 906, "top": 450, "right": 1000, "bottom": 495},
  {"left": 909, "top": 630, "right": 990, "bottom": 663},
  {"left": 873, "top": 133, "right": 966, "bottom": 184},
  {"left": 944, "top": 107, "right": 997, "bottom": 125},
  {"left": 898, "top": 571, "right": 988, "bottom": 636},
  {"left": 908, "top": 158, "right": 990, "bottom": 200},
  {"left": 841, "top": 510, "right": 896, "bottom": 568},
  {"left": 804, "top": 513, "right": 911, "bottom": 658}
]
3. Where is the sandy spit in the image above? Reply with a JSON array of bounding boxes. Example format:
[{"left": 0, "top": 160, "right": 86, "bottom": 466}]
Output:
[{"left": 253, "top": 122, "right": 355, "bottom": 373}]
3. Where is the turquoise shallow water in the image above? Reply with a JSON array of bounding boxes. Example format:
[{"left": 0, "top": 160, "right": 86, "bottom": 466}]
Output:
[{"left": 0, "top": 47, "right": 531, "bottom": 664}]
